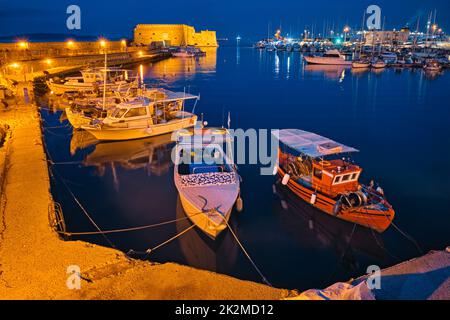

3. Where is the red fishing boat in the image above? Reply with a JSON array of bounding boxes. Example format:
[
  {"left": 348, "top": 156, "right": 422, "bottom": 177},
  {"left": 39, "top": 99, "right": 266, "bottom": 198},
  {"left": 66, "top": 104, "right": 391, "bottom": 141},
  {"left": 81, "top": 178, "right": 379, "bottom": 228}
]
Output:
[{"left": 273, "top": 129, "right": 395, "bottom": 233}]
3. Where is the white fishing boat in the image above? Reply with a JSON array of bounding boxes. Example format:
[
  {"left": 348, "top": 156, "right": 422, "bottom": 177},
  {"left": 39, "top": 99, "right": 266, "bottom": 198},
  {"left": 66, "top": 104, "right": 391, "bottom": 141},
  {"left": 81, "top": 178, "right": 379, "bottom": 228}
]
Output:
[
  {"left": 174, "top": 127, "right": 241, "bottom": 239},
  {"left": 303, "top": 50, "right": 352, "bottom": 66},
  {"left": 81, "top": 90, "right": 199, "bottom": 141},
  {"left": 47, "top": 67, "right": 138, "bottom": 95}
]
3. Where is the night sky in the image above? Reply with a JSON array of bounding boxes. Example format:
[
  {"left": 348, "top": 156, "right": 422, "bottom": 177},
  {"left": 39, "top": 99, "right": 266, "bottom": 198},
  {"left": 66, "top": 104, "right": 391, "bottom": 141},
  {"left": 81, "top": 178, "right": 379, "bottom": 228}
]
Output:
[{"left": 0, "top": 0, "right": 449, "bottom": 40}]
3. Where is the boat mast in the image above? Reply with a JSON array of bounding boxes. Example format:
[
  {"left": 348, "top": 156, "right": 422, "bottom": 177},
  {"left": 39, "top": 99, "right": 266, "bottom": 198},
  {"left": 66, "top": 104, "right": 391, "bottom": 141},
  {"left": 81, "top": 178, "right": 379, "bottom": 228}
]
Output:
[
  {"left": 102, "top": 46, "right": 107, "bottom": 110},
  {"left": 358, "top": 10, "right": 366, "bottom": 58}
]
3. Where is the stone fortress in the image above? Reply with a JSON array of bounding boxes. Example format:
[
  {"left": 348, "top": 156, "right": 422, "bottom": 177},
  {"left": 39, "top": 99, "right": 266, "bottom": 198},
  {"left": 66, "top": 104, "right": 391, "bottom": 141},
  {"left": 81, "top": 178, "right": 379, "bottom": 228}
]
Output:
[{"left": 134, "top": 24, "right": 218, "bottom": 47}]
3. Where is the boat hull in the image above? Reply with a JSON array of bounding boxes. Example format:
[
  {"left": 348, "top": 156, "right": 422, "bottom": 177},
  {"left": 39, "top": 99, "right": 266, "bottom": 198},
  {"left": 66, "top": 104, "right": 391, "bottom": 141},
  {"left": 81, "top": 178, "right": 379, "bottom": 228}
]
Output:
[
  {"left": 179, "top": 193, "right": 232, "bottom": 239},
  {"left": 304, "top": 56, "right": 352, "bottom": 66},
  {"left": 352, "top": 62, "right": 371, "bottom": 68},
  {"left": 47, "top": 81, "right": 136, "bottom": 95},
  {"left": 65, "top": 108, "right": 93, "bottom": 129},
  {"left": 83, "top": 116, "right": 197, "bottom": 141},
  {"left": 277, "top": 167, "right": 394, "bottom": 233}
]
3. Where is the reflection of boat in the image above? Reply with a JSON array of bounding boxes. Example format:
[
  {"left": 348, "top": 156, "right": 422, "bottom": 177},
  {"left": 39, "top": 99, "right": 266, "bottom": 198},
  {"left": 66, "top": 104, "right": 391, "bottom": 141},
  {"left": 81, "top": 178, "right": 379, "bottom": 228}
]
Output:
[
  {"left": 47, "top": 67, "right": 138, "bottom": 95},
  {"left": 303, "top": 50, "right": 352, "bottom": 66},
  {"left": 83, "top": 133, "right": 174, "bottom": 175},
  {"left": 273, "top": 129, "right": 395, "bottom": 233},
  {"left": 273, "top": 183, "right": 388, "bottom": 270},
  {"left": 304, "top": 64, "right": 347, "bottom": 80},
  {"left": 81, "top": 91, "right": 198, "bottom": 141},
  {"left": 70, "top": 130, "right": 98, "bottom": 155},
  {"left": 175, "top": 195, "right": 238, "bottom": 273},
  {"left": 423, "top": 60, "right": 442, "bottom": 72},
  {"left": 174, "top": 128, "right": 240, "bottom": 239}
]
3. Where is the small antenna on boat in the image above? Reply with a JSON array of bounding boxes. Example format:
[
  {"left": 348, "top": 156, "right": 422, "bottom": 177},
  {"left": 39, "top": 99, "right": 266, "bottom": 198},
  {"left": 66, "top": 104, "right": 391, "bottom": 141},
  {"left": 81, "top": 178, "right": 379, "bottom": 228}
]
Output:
[{"left": 227, "top": 111, "right": 231, "bottom": 129}]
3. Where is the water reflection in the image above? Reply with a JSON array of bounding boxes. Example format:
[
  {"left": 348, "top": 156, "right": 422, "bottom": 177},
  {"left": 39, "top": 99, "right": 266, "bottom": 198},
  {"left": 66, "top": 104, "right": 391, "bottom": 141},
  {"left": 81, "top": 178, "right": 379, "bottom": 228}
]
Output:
[
  {"left": 146, "top": 48, "right": 217, "bottom": 84},
  {"left": 82, "top": 133, "right": 174, "bottom": 174},
  {"left": 303, "top": 64, "right": 350, "bottom": 81},
  {"left": 176, "top": 196, "right": 239, "bottom": 272},
  {"left": 273, "top": 182, "right": 388, "bottom": 272}
]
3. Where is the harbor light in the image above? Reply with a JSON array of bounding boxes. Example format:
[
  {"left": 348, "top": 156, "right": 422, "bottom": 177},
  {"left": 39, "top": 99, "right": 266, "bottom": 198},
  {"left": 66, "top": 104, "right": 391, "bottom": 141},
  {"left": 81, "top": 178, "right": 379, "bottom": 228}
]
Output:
[
  {"left": 45, "top": 59, "right": 52, "bottom": 66},
  {"left": 99, "top": 39, "right": 107, "bottom": 48},
  {"left": 138, "top": 50, "right": 143, "bottom": 57},
  {"left": 17, "top": 41, "right": 29, "bottom": 49},
  {"left": 66, "top": 40, "right": 75, "bottom": 48},
  {"left": 9, "top": 62, "right": 20, "bottom": 68}
]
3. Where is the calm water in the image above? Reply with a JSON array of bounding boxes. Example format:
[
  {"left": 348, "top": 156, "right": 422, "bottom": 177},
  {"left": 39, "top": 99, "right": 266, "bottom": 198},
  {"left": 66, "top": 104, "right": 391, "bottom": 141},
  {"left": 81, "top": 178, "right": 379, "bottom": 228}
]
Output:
[{"left": 41, "top": 47, "right": 450, "bottom": 290}]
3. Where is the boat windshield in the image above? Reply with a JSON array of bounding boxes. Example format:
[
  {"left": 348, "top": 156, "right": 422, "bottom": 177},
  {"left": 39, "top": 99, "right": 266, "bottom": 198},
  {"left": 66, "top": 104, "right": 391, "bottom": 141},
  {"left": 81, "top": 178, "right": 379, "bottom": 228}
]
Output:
[
  {"left": 177, "top": 147, "right": 232, "bottom": 175},
  {"left": 110, "top": 107, "right": 127, "bottom": 118}
]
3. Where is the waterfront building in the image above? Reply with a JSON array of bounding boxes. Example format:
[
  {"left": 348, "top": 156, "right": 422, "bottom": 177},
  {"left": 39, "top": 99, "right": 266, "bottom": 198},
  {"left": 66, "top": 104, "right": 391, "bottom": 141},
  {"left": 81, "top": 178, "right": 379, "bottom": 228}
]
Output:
[
  {"left": 364, "top": 30, "right": 410, "bottom": 45},
  {"left": 133, "top": 24, "right": 218, "bottom": 47}
]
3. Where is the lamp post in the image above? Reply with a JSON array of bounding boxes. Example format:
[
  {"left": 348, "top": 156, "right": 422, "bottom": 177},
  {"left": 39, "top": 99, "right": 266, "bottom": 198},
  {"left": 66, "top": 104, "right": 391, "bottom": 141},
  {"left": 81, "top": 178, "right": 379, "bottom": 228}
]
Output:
[{"left": 343, "top": 26, "right": 350, "bottom": 43}]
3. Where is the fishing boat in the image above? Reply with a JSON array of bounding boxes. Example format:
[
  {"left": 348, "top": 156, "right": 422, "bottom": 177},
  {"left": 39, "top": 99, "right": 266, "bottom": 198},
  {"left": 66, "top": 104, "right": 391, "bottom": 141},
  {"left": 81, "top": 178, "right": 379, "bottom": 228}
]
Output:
[
  {"left": 65, "top": 87, "right": 165, "bottom": 129},
  {"left": 174, "top": 127, "right": 241, "bottom": 239},
  {"left": 273, "top": 129, "right": 395, "bottom": 233},
  {"left": 303, "top": 50, "right": 352, "bottom": 66},
  {"left": 46, "top": 67, "right": 138, "bottom": 95},
  {"left": 81, "top": 90, "right": 199, "bottom": 141},
  {"left": 423, "top": 60, "right": 442, "bottom": 72}
]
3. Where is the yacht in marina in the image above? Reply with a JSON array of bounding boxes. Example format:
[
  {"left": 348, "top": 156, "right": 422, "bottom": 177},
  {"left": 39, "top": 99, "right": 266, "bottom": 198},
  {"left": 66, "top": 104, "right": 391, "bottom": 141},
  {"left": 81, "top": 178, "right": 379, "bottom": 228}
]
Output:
[{"left": 303, "top": 49, "right": 352, "bottom": 66}]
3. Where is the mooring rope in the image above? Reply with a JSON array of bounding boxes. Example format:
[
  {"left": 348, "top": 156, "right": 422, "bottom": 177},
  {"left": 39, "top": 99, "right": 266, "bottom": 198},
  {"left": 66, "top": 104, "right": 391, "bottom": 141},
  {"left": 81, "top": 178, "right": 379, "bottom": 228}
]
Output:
[
  {"left": 145, "top": 224, "right": 196, "bottom": 255},
  {"left": 390, "top": 221, "right": 423, "bottom": 255},
  {"left": 220, "top": 213, "right": 272, "bottom": 287},
  {"left": 48, "top": 159, "right": 83, "bottom": 166},
  {"left": 57, "top": 212, "right": 201, "bottom": 236},
  {"left": 46, "top": 146, "right": 116, "bottom": 249}
]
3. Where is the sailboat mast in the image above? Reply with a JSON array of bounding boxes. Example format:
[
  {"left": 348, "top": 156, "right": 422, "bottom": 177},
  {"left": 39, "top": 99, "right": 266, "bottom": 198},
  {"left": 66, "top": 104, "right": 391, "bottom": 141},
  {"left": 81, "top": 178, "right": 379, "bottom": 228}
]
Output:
[{"left": 103, "top": 47, "right": 107, "bottom": 110}]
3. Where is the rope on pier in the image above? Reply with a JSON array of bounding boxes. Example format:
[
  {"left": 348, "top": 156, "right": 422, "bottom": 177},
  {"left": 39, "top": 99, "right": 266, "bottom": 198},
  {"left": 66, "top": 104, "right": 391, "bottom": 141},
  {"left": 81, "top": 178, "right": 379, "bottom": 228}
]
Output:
[{"left": 57, "top": 212, "right": 201, "bottom": 236}]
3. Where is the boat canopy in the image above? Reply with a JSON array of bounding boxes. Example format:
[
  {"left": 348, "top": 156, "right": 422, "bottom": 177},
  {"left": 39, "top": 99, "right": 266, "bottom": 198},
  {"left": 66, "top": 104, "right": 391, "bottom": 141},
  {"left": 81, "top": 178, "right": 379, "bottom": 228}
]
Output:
[{"left": 272, "top": 129, "right": 358, "bottom": 158}]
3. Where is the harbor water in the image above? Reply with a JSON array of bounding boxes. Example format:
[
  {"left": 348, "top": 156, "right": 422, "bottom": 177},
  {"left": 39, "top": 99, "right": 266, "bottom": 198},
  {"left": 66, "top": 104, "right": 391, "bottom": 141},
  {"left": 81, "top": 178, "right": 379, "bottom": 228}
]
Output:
[{"left": 40, "top": 46, "right": 450, "bottom": 290}]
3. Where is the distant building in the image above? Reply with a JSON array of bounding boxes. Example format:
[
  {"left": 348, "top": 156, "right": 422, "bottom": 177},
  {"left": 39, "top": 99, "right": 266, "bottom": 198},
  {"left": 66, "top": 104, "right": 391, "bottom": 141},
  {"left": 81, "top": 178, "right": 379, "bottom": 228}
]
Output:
[
  {"left": 134, "top": 24, "right": 218, "bottom": 47},
  {"left": 364, "top": 30, "right": 410, "bottom": 45}
]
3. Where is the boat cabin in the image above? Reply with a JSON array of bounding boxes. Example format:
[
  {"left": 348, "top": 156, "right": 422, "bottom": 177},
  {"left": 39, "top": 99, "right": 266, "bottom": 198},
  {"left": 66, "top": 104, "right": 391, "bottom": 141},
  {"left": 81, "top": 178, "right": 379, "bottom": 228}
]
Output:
[
  {"left": 311, "top": 158, "right": 362, "bottom": 197},
  {"left": 274, "top": 129, "right": 361, "bottom": 198}
]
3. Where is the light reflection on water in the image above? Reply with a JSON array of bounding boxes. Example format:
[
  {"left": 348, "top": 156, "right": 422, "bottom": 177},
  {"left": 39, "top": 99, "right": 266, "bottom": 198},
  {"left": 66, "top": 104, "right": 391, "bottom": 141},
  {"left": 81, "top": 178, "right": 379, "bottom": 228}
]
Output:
[{"left": 41, "top": 47, "right": 450, "bottom": 290}]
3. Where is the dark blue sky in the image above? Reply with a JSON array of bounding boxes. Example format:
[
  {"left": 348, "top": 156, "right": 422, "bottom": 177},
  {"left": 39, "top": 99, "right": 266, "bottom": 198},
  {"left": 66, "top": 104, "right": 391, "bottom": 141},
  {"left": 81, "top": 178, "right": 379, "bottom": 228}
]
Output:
[{"left": 1, "top": 0, "right": 449, "bottom": 40}]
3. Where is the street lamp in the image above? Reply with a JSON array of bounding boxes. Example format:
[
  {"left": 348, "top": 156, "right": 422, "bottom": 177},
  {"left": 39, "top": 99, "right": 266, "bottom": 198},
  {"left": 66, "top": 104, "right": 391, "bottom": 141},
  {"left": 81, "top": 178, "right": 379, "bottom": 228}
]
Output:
[{"left": 343, "top": 26, "right": 350, "bottom": 43}]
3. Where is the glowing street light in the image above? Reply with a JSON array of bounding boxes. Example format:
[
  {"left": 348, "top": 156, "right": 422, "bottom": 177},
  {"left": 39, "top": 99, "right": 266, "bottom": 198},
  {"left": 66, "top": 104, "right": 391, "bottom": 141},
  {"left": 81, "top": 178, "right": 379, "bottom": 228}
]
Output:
[
  {"left": 17, "top": 41, "right": 28, "bottom": 49},
  {"left": 343, "top": 26, "right": 350, "bottom": 43},
  {"left": 66, "top": 40, "right": 75, "bottom": 48},
  {"left": 45, "top": 59, "right": 52, "bottom": 66},
  {"left": 9, "top": 62, "right": 20, "bottom": 68}
]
